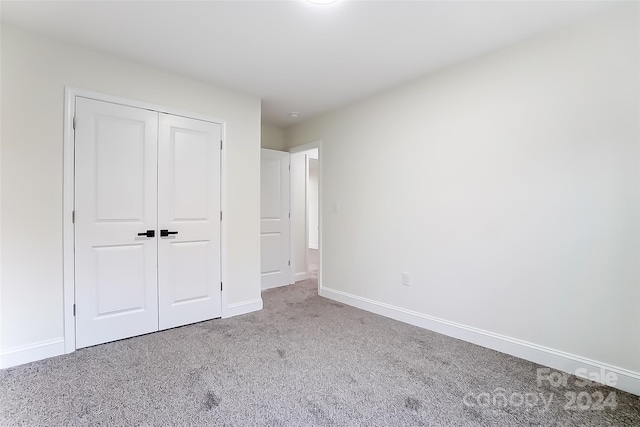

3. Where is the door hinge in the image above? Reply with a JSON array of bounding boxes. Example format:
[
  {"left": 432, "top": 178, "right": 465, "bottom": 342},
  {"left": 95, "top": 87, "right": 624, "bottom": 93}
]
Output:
[
  {"left": 73, "top": 304, "right": 76, "bottom": 316},
  {"left": 220, "top": 282, "right": 223, "bottom": 291},
  {"left": 72, "top": 210, "right": 75, "bottom": 223},
  {"left": 220, "top": 211, "right": 222, "bottom": 221},
  {"left": 288, "top": 212, "right": 291, "bottom": 219},
  {"left": 220, "top": 140, "right": 223, "bottom": 150},
  {"left": 73, "top": 116, "right": 77, "bottom": 130},
  {"left": 288, "top": 260, "right": 291, "bottom": 266}
]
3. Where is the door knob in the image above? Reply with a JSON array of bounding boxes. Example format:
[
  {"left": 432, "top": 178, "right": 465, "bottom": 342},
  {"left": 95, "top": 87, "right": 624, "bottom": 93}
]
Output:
[
  {"left": 160, "top": 230, "right": 179, "bottom": 237},
  {"left": 137, "top": 230, "right": 155, "bottom": 238}
]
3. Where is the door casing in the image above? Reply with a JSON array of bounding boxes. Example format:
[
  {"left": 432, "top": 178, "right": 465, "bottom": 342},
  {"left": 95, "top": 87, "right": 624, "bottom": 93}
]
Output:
[{"left": 63, "top": 87, "right": 228, "bottom": 353}]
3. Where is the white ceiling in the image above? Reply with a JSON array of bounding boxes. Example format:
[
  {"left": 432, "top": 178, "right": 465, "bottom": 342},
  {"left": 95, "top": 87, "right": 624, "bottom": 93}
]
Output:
[{"left": 1, "top": 0, "right": 618, "bottom": 128}]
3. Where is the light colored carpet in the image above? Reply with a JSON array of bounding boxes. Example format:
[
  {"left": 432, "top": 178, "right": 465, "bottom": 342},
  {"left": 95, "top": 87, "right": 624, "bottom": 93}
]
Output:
[{"left": 1, "top": 278, "right": 638, "bottom": 426}]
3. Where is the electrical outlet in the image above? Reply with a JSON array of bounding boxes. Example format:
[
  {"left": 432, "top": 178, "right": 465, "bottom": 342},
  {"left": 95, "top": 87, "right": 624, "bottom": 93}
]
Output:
[{"left": 402, "top": 272, "right": 410, "bottom": 286}]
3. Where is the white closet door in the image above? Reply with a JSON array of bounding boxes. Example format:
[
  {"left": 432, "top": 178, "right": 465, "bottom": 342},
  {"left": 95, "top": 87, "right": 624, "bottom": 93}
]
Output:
[
  {"left": 157, "top": 114, "right": 222, "bottom": 330},
  {"left": 75, "top": 97, "right": 159, "bottom": 349}
]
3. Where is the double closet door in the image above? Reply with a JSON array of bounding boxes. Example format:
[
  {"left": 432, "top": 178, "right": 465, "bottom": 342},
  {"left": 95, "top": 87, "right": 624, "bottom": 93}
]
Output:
[{"left": 74, "top": 97, "right": 221, "bottom": 349}]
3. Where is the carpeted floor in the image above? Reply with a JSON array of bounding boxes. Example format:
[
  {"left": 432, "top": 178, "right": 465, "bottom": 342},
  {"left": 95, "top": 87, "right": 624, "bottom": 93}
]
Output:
[{"left": 1, "top": 278, "right": 638, "bottom": 426}]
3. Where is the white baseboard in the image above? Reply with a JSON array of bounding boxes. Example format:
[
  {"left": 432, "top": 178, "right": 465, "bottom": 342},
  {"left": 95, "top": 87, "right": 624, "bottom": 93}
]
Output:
[
  {"left": 223, "top": 298, "right": 263, "bottom": 318},
  {"left": 294, "top": 271, "right": 309, "bottom": 282},
  {"left": 319, "top": 286, "right": 640, "bottom": 396},
  {"left": 262, "top": 282, "right": 293, "bottom": 291},
  {"left": 0, "top": 338, "right": 65, "bottom": 369}
]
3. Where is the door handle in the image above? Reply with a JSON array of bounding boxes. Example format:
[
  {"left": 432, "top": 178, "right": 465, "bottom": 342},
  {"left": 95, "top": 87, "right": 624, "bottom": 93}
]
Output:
[
  {"left": 160, "top": 229, "right": 179, "bottom": 237},
  {"left": 137, "top": 230, "right": 155, "bottom": 238}
]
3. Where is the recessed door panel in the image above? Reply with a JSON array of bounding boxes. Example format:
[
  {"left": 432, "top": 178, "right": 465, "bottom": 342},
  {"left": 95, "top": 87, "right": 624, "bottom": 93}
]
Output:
[
  {"left": 261, "top": 233, "right": 283, "bottom": 275},
  {"left": 169, "top": 241, "right": 210, "bottom": 304},
  {"left": 261, "top": 159, "right": 282, "bottom": 219},
  {"left": 75, "top": 97, "right": 158, "bottom": 349},
  {"left": 158, "top": 114, "right": 221, "bottom": 330},
  {"left": 172, "top": 130, "right": 209, "bottom": 220},
  {"left": 96, "top": 117, "right": 146, "bottom": 221},
  {"left": 95, "top": 245, "right": 146, "bottom": 316}
]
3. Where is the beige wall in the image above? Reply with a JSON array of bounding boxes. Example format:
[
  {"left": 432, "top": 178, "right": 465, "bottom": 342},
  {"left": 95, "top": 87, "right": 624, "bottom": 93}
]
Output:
[
  {"left": 261, "top": 124, "right": 285, "bottom": 151},
  {"left": 286, "top": 5, "right": 640, "bottom": 374},
  {"left": 1, "top": 25, "right": 261, "bottom": 353}
]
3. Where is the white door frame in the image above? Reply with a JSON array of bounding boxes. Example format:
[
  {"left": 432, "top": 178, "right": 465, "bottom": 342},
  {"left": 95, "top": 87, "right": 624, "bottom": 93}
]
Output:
[
  {"left": 288, "top": 141, "right": 322, "bottom": 290},
  {"left": 62, "top": 87, "right": 227, "bottom": 353}
]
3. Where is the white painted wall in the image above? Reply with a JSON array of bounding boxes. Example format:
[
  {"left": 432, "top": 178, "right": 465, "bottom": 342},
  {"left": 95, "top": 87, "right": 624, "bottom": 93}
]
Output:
[
  {"left": 285, "top": 4, "right": 640, "bottom": 376},
  {"left": 1, "top": 25, "right": 261, "bottom": 358},
  {"left": 261, "top": 124, "right": 285, "bottom": 150},
  {"left": 308, "top": 158, "right": 319, "bottom": 250},
  {"left": 0, "top": 37, "right": 3, "bottom": 357}
]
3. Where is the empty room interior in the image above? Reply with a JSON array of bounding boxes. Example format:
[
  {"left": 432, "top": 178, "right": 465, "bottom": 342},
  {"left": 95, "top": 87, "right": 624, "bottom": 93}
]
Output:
[{"left": 1, "top": 1, "right": 639, "bottom": 425}]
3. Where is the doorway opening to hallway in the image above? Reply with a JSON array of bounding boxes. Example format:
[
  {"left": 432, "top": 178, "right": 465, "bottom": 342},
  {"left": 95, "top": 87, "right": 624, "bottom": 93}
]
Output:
[{"left": 290, "top": 143, "right": 321, "bottom": 287}]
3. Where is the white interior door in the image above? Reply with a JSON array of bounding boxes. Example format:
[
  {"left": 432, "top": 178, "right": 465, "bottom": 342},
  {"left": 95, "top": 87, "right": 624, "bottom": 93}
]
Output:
[
  {"left": 75, "top": 97, "right": 159, "bottom": 349},
  {"left": 157, "top": 114, "right": 222, "bottom": 330},
  {"left": 261, "top": 149, "right": 291, "bottom": 289}
]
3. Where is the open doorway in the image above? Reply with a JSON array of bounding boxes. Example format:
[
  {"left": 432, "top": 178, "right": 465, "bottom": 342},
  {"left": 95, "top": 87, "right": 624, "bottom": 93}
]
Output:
[{"left": 289, "top": 142, "right": 321, "bottom": 288}]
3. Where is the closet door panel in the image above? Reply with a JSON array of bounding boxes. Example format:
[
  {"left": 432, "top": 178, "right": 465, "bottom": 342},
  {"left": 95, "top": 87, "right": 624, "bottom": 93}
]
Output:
[
  {"left": 158, "top": 114, "right": 222, "bottom": 329},
  {"left": 74, "top": 97, "right": 159, "bottom": 348}
]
